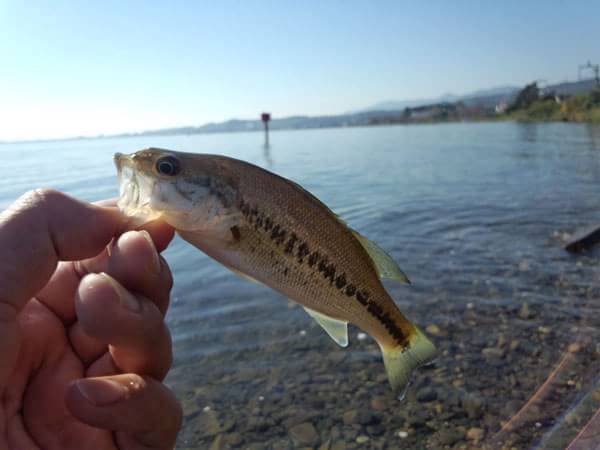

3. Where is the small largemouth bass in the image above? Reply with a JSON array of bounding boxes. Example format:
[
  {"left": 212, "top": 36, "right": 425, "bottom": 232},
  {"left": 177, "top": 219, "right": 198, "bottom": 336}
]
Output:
[{"left": 114, "top": 148, "right": 436, "bottom": 391}]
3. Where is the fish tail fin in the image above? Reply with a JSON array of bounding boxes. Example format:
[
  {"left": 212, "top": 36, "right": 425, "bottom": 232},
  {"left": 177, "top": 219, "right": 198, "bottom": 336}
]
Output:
[{"left": 380, "top": 327, "right": 437, "bottom": 392}]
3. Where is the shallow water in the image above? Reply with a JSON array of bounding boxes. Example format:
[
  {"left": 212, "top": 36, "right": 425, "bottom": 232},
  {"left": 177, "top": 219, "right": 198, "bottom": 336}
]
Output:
[{"left": 2, "top": 122, "right": 600, "bottom": 449}]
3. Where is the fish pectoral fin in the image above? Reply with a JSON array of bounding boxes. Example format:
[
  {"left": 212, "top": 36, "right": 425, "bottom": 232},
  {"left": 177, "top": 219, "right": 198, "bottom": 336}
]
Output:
[
  {"left": 303, "top": 307, "right": 349, "bottom": 347},
  {"left": 351, "top": 230, "right": 410, "bottom": 284}
]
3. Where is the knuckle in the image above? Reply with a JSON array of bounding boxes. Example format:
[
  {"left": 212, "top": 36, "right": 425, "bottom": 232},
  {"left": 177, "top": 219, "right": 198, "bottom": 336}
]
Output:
[{"left": 22, "top": 188, "right": 64, "bottom": 208}]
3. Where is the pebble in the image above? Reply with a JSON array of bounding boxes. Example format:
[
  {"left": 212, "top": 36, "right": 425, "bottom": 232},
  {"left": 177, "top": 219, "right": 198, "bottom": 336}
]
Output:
[
  {"left": 509, "top": 339, "right": 520, "bottom": 351},
  {"left": 466, "top": 427, "right": 484, "bottom": 441},
  {"left": 331, "top": 441, "right": 347, "bottom": 450},
  {"left": 568, "top": 343, "right": 581, "bottom": 353},
  {"left": 416, "top": 387, "right": 438, "bottom": 402},
  {"left": 482, "top": 347, "right": 505, "bottom": 362},
  {"left": 342, "top": 410, "right": 357, "bottom": 425},
  {"left": 518, "top": 302, "right": 530, "bottom": 319},
  {"left": 426, "top": 324, "right": 441, "bottom": 335},
  {"left": 197, "top": 410, "right": 221, "bottom": 437},
  {"left": 462, "top": 393, "right": 484, "bottom": 419},
  {"left": 435, "top": 428, "right": 464, "bottom": 446},
  {"left": 342, "top": 409, "right": 380, "bottom": 426},
  {"left": 406, "top": 410, "right": 429, "bottom": 428},
  {"left": 318, "top": 440, "right": 331, "bottom": 450},
  {"left": 370, "top": 396, "right": 386, "bottom": 411},
  {"left": 208, "top": 434, "right": 224, "bottom": 450},
  {"left": 356, "top": 435, "right": 369, "bottom": 444},
  {"left": 225, "top": 432, "right": 242, "bottom": 447},
  {"left": 289, "top": 422, "right": 319, "bottom": 446}
]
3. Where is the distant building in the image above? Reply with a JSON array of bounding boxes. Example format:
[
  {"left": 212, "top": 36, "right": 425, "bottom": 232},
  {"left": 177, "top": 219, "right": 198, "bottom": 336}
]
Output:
[{"left": 495, "top": 102, "right": 508, "bottom": 114}]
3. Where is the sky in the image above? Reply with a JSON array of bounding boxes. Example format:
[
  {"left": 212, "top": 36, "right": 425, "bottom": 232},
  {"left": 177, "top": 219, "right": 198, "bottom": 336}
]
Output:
[{"left": 1, "top": 1, "right": 599, "bottom": 141}]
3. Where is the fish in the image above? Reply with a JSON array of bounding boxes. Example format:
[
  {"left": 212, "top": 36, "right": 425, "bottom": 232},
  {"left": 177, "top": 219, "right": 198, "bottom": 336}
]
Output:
[{"left": 114, "top": 148, "right": 436, "bottom": 391}]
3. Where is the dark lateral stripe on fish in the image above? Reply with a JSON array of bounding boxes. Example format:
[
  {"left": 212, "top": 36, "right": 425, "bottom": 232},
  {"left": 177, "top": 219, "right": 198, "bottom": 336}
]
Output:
[{"left": 239, "top": 198, "right": 409, "bottom": 347}]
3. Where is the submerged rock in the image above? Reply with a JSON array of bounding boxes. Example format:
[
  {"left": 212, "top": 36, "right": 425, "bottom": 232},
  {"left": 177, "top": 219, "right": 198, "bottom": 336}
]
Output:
[
  {"left": 416, "top": 387, "right": 438, "bottom": 403},
  {"left": 289, "top": 422, "right": 319, "bottom": 446},
  {"left": 518, "top": 302, "right": 530, "bottom": 319},
  {"left": 564, "top": 225, "right": 600, "bottom": 252},
  {"left": 466, "top": 427, "right": 485, "bottom": 441}
]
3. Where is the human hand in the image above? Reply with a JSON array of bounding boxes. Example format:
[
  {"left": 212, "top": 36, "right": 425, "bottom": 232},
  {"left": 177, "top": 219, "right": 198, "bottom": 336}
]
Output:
[{"left": 0, "top": 190, "right": 181, "bottom": 450}]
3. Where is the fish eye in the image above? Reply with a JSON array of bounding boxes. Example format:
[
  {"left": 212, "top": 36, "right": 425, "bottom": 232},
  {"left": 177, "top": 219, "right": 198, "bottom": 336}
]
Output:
[{"left": 155, "top": 156, "right": 181, "bottom": 176}]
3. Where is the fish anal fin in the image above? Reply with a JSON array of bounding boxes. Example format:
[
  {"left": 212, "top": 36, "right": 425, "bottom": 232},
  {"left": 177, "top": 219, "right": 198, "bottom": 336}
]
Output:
[
  {"left": 351, "top": 230, "right": 410, "bottom": 284},
  {"left": 303, "top": 307, "right": 348, "bottom": 347}
]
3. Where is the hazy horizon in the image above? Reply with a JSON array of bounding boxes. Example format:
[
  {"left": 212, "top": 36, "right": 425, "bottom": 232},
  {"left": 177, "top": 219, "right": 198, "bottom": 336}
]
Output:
[{"left": 1, "top": 1, "right": 599, "bottom": 141}]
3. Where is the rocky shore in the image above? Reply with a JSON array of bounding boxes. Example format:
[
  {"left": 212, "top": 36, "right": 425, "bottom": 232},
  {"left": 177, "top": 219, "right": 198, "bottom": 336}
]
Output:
[{"left": 167, "top": 260, "right": 600, "bottom": 450}]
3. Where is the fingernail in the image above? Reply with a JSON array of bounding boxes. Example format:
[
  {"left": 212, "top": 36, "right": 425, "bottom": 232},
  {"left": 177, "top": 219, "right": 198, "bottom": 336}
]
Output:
[
  {"left": 100, "top": 272, "right": 141, "bottom": 313},
  {"left": 75, "top": 379, "right": 128, "bottom": 406},
  {"left": 139, "top": 230, "right": 160, "bottom": 274}
]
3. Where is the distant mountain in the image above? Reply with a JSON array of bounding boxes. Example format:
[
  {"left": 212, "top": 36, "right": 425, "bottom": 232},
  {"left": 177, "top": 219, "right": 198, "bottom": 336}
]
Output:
[
  {"left": 7, "top": 80, "right": 597, "bottom": 144},
  {"left": 542, "top": 79, "right": 597, "bottom": 96},
  {"left": 362, "top": 86, "right": 520, "bottom": 112}
]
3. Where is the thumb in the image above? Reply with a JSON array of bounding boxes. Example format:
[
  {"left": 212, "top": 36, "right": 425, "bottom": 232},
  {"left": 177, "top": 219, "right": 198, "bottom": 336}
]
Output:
[{"left": 0, "top": 189, "right": 124, "bottom": 386}]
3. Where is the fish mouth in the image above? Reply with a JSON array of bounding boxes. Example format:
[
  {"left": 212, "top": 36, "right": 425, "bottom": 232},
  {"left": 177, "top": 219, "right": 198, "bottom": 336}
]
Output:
[{"left": 114, "top": 152, "right": 161, "bottom": 226}]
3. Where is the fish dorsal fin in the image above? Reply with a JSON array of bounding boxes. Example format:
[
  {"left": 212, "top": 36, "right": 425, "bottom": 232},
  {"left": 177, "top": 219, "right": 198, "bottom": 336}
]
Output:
[
  {"left": 303, "top": 307, "right": 349, "bottom": 347},
  {"left": 351, "top": 231, "right": 411, "bottom": 284}
]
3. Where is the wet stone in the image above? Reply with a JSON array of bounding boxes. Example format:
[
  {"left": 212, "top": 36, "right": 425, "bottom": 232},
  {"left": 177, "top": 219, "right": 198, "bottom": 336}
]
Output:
[
  {"left": 366, "top": 424, "right": 385, "bottom": 436},
  {"left": 426, "top": 324, "right": 441, "bottom": 335},
  {"left": 406, "top": 410, "right": 429, "bottom": 428},
  {"left": 331, "top": 441, "right": 347, "bottom": 450},
  {"left": 462, "top": 393, "right": 484, "bottom": 419},
  {"left": 370, "top": 396, "right": 386, "bottom": 411},
  {"left": 434, "top": 427, "right": 464, "bottom": 446},
  {"left": 482, "top": 347, "right": 505, "bottom": 363},
  {"left": 245, "top": 443, "right": 267, "bottom": 450},
  {"left": 518, "top": 302, "right": 530, "bottom": 319},
  {"left": 355, "top": 435, "right": 369, "bottom": 444},
  {"left": 416, "top": 386, "right": 438, "bottom": 402},
  {"left": 466, "top": 427, "right": 485, "bottom": 441},
  {"left": 343, "top": 410, "right": 358, "bottom": 425},
  {"left": 269, "top": 438, "right": 292, "bottom": 450},
  {"left": 225, "top": 432, "right": 243, "bottom": 447},
  {"left": 341, "top": 409, "right": 380, "bottom": 426},
  {"left": 247, "top": 416, "right": 275, "bottom": 432},
  {"left": 197, "top": 410, "right": 221, "bottom": 437},
  {"left": 289, "top": 422, "right": 319, "bottom": 446},
  {"left": 208, "top": 434, "right": 224, "bottom": 450},
  {"left": 318, "top": 440, "right": 331, "bottom": 450}
]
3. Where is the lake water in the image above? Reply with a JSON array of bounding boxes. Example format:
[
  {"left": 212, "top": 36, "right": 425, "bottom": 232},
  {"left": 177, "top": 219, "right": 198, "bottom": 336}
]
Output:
[{"left": 2, "top": 122, "right": 600, "bottom": 449}]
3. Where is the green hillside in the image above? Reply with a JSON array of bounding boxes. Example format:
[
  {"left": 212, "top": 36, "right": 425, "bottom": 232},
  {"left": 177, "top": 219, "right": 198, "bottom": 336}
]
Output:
[{"left": 505, "top": 84, "right": 600, "bottom": 123}]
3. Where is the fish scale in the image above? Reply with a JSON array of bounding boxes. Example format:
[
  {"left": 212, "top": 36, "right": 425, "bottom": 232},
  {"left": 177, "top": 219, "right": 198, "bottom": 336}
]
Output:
[
  {"left": 234, "top": 193, "right": 411, "bottom": 348},
  {"left": 114, "top": 148, "right": 437, "bottom": 391},
  {"left": 233, "top": 167, "right": 416, "bottom": 347}
]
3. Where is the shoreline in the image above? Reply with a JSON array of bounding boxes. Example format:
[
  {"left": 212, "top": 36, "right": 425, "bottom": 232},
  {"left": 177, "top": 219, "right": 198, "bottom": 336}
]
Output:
[{"left": 3, "top": 116, "right": 599, "bottom": 147}]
